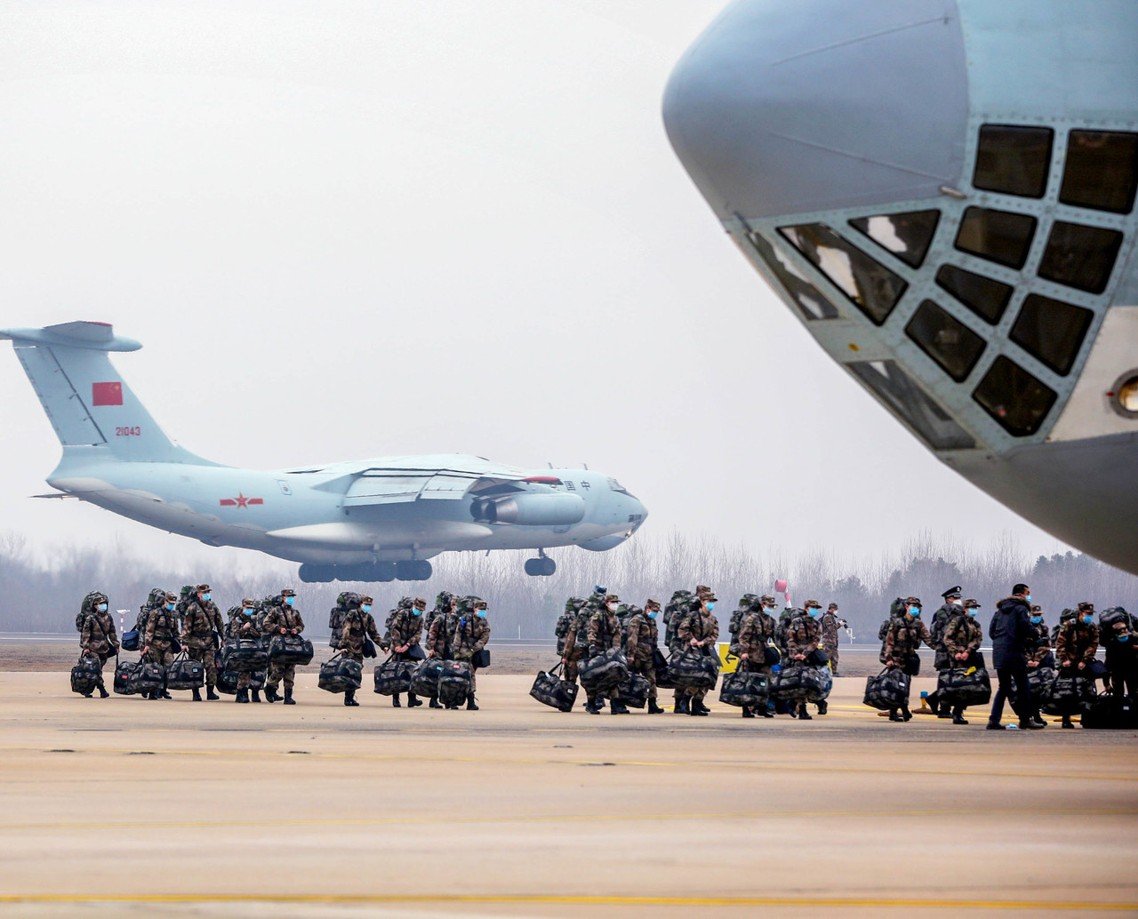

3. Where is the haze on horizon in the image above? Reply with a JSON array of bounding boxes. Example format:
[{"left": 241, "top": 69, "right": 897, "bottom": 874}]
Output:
[{"left": 0, "top": 1, "right": 1074, "bottom": 573}]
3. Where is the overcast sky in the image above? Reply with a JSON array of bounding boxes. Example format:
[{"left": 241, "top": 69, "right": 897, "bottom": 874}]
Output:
[{"left": 0, "top": 1, "right": 1070, "bottom": 569}]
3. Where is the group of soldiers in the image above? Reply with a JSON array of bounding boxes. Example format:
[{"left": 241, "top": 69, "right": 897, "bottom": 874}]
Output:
[
  {"left": 876, "top": 585, "right": 1137, "bottom": 729},
  {"left": 553, "top": 586, "right": 847, "bottom": 718},
  {"left": 327, "top": 590, "right": 491, "bottom": 709},
  {"left": 76, "top": 586, "right": 491, "bottom": 709}
]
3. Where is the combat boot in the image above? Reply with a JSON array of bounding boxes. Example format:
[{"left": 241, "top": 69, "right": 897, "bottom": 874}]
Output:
[
  {"left": 798, "top": 704, "right": 813, "bottom": 721},
  {"left": 97, "top": 682, "right": 109, "bottom": 699},
  {"left": 901, "top": 705, "right": 913, "bottom": 722},
  {"left": 160, "top": 689, "right": 173, "bottom": 700},
  {"left": 817, "top": 699, "right": 828, "bottom": 716},
  {"left": 264, "top": 686, "right": 279, "bottom": 703},
  {"left": 674, "top": 697, "right": 690, "bottom": 715},
  {"left": 1061, "top": 715, "right": 1073, "bottom": 728},
  {"left": 344, "top": 689, "right": 359, "bottom": 707},
  {"left": 408, "top": 693, "right": 422, "bottom": 708},
  {"left": 952, "top": 711, "right": 969, "bottom": 725},
  {"left": 610, "top": 701, "right": 629, "bottom": 715},
  {"left": 888, "top": 709, "right": 903, "bottom": 722},
  {"left": 689, "top": 703, "right": 707, "bottom": 716},
  {"left": 283, "top": 687, "right": 295, "bottom": 705},
  {"left": 695, "top": 701, "right": 711, "bottom": 715},
  {"left": 236, "top": 688, "right": 249, "bottom": 704},
  {"left": 250, "top": 689, "right": 262, "bottom": 703},
  {"left": 1021, "top": 717, "right": 1045, "bottom": 730},
  {"left": 429, "top": 697, "right": 442, "bottom": 709},
  {"left": 466, "top": 693, "right": 479, "bottom": 711},
  {"left": 82, "top": 690, "right": 93, "bottom": 698},
  {"left": 392, "top": 694, "right": 402, "bottom": 708},
  {"left": 206, "top": 687, "right": 220, "bottom": 701},
  {"left": 647, "top": 701, "right": 664, "bottom": 715},
  {"left": 191, "top": 688, "right": 202, "bottom": 702},
  {"left": 742, "top": 707, "right": 755, "bottom": 719}
]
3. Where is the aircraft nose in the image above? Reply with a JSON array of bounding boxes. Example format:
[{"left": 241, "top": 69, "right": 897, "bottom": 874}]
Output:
[{"left": 663, "top": 0, "right": 970, "bottom": 219}]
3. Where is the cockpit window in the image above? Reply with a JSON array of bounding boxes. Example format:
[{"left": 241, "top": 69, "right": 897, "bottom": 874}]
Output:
[
  {"left": 905, "top": 300, "right": 986, "bottom": 383},
  {"left": 1010, "top": 294, "right": 1093, "bottom": 376},
  {"left": 847, "top": 359, "right": 975, "bottom": 451},
  {"left": 954, "top": 207, "right": 1036, "bottom": 269},
  {"left": 848, "top": 210, "right": 940, "bottom": 268},
  {"left": 973, "top": 125, "right": 1053, "bottom": 198},
  {"left": 778, "top": 224, "right": 907, "bottom": 326},
  {"left": 935, "top": 265, "right": 1013, "bottom": 325},
  {"left": 747, "top": 232, "right": 839, "bottom": 320},
  {"left": 972, "top": 356, "right": 1056, "bottom": 437},
  {"left": 1059, "top": 130, "right": 1138, "bottom": 214},
  {"left": 1037, "top": 221, "right": 1123, "bottom": 294}
]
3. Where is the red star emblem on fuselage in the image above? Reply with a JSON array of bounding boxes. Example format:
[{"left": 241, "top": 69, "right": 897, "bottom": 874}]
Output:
[{"left": 219, "top": 492, "right": 264, "bottom": 508}]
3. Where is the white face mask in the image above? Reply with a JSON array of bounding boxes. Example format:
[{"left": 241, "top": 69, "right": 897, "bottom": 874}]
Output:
[{"left": 606, "top": 603, "right": 618, "bottom": 612}]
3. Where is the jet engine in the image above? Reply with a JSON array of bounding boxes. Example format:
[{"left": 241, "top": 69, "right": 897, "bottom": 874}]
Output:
[{"left": 470, "top": 493, "right": 586, "bottom": 526}]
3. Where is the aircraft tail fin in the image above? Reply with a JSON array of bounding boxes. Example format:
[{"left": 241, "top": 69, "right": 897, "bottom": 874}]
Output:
[{"left": 1, "top": 321, "right": 214, "bottom": 465}]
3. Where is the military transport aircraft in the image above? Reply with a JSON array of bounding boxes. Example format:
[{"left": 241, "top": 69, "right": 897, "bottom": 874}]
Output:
[
  {"left": 664, "top": 0, "right": 1138, "bottom": 575},
  {"left": 1, "top": 321, "right": 647, "bottom": 582}
]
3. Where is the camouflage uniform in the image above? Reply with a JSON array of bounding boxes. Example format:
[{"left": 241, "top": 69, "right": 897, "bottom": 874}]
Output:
[
  {"left": 339, "top": 603, "right": 382, "bottom": 663},
  {"left": 78, "top": 596, "right": 118, "bottom": 697},
  {"left": 181, "top": 585, "right": 224, "bottom": 697},
  {"left": 426, "top": 604, "right": 458, "bottom": 660},
  {"left": 1056, "top": 617, "right": 1100, "bottom": 669},
  {"left": 675, "top": 598, "right": 719, "bottom": 709},
  {"left": 555, "top": 598, "right": 583, "bottom": 656},
  {"left": 883, "top": 600, "right": 933, "bottom": 720},
  {"left": 562, "top": 599, "right": 599, "bottom": 687},
  {"left": 625, "top": 601, "right": 661, "bottom": 712},
  {"left": 387, "top": 598, "right": 426, "bottom": 707},
  {"left": 452, "top": 597, "right": 491, "bottom": 708},
  {"left": 423, "top": 591, "right": 453, "bottom": 643},
  {"left": 819, "top": 605, "right": 844, "bottom": 675},
  {"left": 262, "top": 588, "right": 305, "bottom": 703},
  {"left": 585, "top": 595, "right": 626, "bottom": 713},
  {"left": 142, "top": 594, "right": 179, "bottom": 699},
  {"left": 735, "top": 602, "right": 776, "bottom": 719},
  {"left": 328, "top": 591, "right": 359, "bottom": 650},
  {"left": 228, "top": 600, "right": 263, "bottom": 700},
  {"left": 786, "top": 611, "right": 822, "bottom": 660},
  {"left": 1027, "top": 612, "right": 1053, "bottom": 666},
  {"left": 942, "top": 607, "right": 983, "bottom": 723}
]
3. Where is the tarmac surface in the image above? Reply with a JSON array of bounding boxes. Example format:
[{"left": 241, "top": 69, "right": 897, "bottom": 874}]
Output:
[{"left": 1, "top": 649, "right": 1137, "bottom": 917}]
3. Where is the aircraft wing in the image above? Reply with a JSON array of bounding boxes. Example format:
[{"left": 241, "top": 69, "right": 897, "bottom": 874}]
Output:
[{"left": 338, "top": 467, "right": 529, "bottom": 508}]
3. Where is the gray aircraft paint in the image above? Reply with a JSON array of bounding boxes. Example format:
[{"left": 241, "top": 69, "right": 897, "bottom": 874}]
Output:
[
  {"left": 664, "top": 0, "right": 1138, "bottom": 575},
  {"left": 1, "top": 321, "right": 647, "bottom": 582}
]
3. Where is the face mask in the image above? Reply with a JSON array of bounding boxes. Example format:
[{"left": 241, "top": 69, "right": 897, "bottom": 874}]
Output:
[
  {"left": 1083, "top": 615, "right": 1094, "bottom": 625},
  {"left": 413, "top": 609, "right": 422, "bottom": 617},
  {"left": 968, "top": 609, "right": 978, "bottom": 618},
  {"left": 951, "top": 599, "right": 962, "bottom": 606},
  {"left": 97, "top": 603, "right": 108, "bottom": 613},
  {"left": 648, "top": 611, "right": 657, "bottom": 620},
  {"left": 706, "top": 602, "right": 716, "bottom": 612},
  {"left": 361, "top": 604, "right": 372, "bottom": 614},
  {"left": 476, "top": 610, "right": 487, "bottom": 619},
  {"left": 808, "top": 608, "right": 820, "bottom": 619},
  {"left": 243, "top": 608, "right": 254, "bottom": 616},
  {"left": 909, "top": 607, "right": 921, "bottom": 617},
  {"left": 1030, "top": 615, "right": 1042, "bottom": 624},
  {"left": 1026, "top": 594, "right": 1033, "bottom": 602},
  {"left": 607, "top": 603, "right": 618, "bottom": 612},
  {"left": 202, "top": 593, "right": 212, "bottom": 602},
  {"left": 166, "top": 603, "right": 175, "bottom": 612},
  {"left": 1118, "top": 634, "right": 1130, "bottom": 643},
  {"left": 284, "top": 596, "right": 295, "bottom": 607}
]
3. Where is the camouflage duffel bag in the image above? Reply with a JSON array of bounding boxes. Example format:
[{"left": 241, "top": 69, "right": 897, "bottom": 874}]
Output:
[
  {"left": 862, "top": 668, "right": 909, "bottom": 710},
  {"left": 373, "top": 658, "right": 416, "bottom": 695},
  {"left": 719, "top": 670, "right": 769, "bottom": 707},
  {"left": 319, "top": 654, "right": 362, "bottom": 694},
  {"left": 165, "top": 653, "right": 205, "bottom": 691},
  {"left": 438, "top": 661, "right": 473, "bottom": 707},
  {"left": 1025, "top": 665, "right": 1056, "bottom": 705},
  {"left": 653, "top": 648, "right": 675, "bottom": 689},
  {"left": 619, "top": 672, "right": 651, "bottom": 709},
  {"left": 268, "top": 635, "right": 314, "bottom": 666},
  {"left": 215, "top": 669, "right": 266, "bottom": 695},
  {"left": 71, "top": 655, "right": 103, "bottom": 695},
  {"left": 530, "top": 663, "right": 578, "bottom": 712},
  {"left": 1042, "top": 673, "right": 1096, "bottom": 716},
  {"left": 113, "top": 659, "right": 164, "bottom": 696},
  {"left": 668, "top": 650, "right": 718, "bottom": 692},
  {"left": 936, "top": 666, "right": 992, "bottom": 708},
  {"left": 411, "top": 659, "right": 447, "bottom": 698},
  {"left": 1081, "top": 694, "right": 1138, "bottom": 729},
  {"left": 580, "top": 648, "right": 629, "bottom": 694},
  {"left": 220, "top": 638, "right": 269, "bottom": 673},
  {"left": 772, "top": 664, "right": 830, "bottom": 702}
]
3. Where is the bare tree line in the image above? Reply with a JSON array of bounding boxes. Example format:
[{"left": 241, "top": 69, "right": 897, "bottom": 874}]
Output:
[{"left": 2, "top": 528, "right": 1136, "bottom": 641}]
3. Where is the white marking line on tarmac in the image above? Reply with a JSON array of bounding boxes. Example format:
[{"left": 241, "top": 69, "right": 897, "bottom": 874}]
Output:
[
  {"left": 2, "top": 805, "right": 1136, "bottom": 833},
  {"left": 0, "top": 894, "right": 1136, "bottom": 911}
]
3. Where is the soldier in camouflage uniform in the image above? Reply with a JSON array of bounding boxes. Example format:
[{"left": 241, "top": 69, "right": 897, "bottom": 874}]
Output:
[
  {"left": 675, "top": 589, "right": 719, "bottom": 716},
  {"left": 339, "top": 595, "right": 381, "bottom": 707},
  {"left": 581, "top": 593, "right": 626, "bottom": 715},
  {"left": 180, "top": 583, "right": 223, "bottom": 702},
  {"left": 562, "top": 595, "right": 601, "bottom": 703},
  {"left": 925, "top": 586, "right": 962, "bottom": 717},
  {"left": 1056, "top": 602, "right": 1101, "bottom": 728},
  {"left": 1027, "top": 605, "right": 1053, "bottom": 670},
  {"left": 228, "top": 599, "right": 263, "bottom": 702},
  {"left": 424, "top": 591, "right": 452, "bottom": 642},
  {"left": 820, "top": 602, "right": 846, "bottom": 677},
  {"left": 452, "top": 596, "right": 491, "bottom": 710},
  {"left": 78, "top": 591, "right": 118, "bottom": 698},
  {"left": 735, "top": 595, "right": 777, "bottom": 718},
  {"left": 425, "top": 593, "right": 459, "bottom": 708},
  {"left": 883, "top": 597, "right": 935, "bottom": 722},
  {"left": 387, "top": 596, "right": 426, "bottom": 708},
  {"left": 141, "top": 592, "right": 179, "bottom": 700},
  {"left": 555, "top": 598, "right": 584, "bottom": 657},
  {"left": 786, "top": 601, "right": 825, "bottom": 719},
  {"left": 941, "top": 598, "right": 984, "bottom": 724},
  {"left": 625, "top": 599, "right": 663, "bottom": 714},
  {"left": 262, "top": 587, "right": 304, "bottom": 705}
]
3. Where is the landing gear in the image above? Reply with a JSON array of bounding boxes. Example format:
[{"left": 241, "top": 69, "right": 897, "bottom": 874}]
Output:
[
  {"left": 395, "top": 560, "right": 432, "bottom": 581},
  {"left": 524, "top": 552, "right": 556, "bottom": 577},
  {"left": 299, "top": 560, "right": 427, "bottom": 583}
]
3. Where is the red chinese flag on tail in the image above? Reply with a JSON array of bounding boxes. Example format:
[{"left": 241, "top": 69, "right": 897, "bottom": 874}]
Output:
[{"left": 91, "top": 381, "right": 123, "bottom": 406}]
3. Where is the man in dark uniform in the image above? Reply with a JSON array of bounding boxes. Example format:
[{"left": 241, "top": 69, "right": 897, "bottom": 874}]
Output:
[
  {"left": 987, "top": 584, "right": 1045, "bottom": 730},
  {"left": 927, "top": 586, "right": 963, "bottom": 717}
]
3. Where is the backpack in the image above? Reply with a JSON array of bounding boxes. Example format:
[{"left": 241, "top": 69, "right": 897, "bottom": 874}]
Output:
[
  {"left": 729, "top": 595, "right": 759, "bottom": 638},
  {"left": 878, "top": 598, "right": 906, "bottom": 642},
  {"left": 75, "top": 591, "right": 104, "bottom": 632},
  {"left": 664, "top": 591, "right": 694, "bottom": 645}
]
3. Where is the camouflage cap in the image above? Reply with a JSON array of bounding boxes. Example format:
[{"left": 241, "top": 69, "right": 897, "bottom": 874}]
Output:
[
  {"left": 280, "top": 588, "right": 296, "bottom": 597},
  {"left": 1077, "top": 601, "right": 1095, "bottom": 612},
  {"left": 605, "top": 594, "right": 620, "bottom": 604},
  {"left": 196, "top": 584, "right": 211, "bottom": 592},
  {"left": 164, "top": 592, "right": 178, "bottom": 602},
  {"left": 804, "top": 599, "right": 821, "bottom": 609},
  {"left": 241, "top": 597, "right": 257, "bottom": 607},
  {"left": 1030, "top": 604, "right": 1042, "bottom": 612},
  {"left": 645, "top": 599, "right": 661, "bottom": 611},
  {"left": 358, "top": 595, "right": 374, "bottom": 605},
  {"left": 760, "top": 594, "right": 776, "bottom": 605},
  {"left": 413, "top": 597, "right": 427, "bottom": 608},
  {"left": 695, "top": 584, "right": 711, "bottom": 597},
  {"left": 905, "top": 596, "right": 922, "bottom": 607},
  {"left": 828, "top": 602, "right": 839, "bottom": 610},
  {"left": 467, "top": 596, "right": 488, "bottom": 610},
  {"left": 965, "top": 599, "right": 981, "bottom": 609}
]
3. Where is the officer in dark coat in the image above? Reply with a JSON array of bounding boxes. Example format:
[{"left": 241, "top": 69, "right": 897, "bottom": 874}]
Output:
[
  {"left": 987, "top": 583, "right": 1045, "bottom": 730},
  {"left": 926, "top": 586, "right": 962, "bottom": 717}
]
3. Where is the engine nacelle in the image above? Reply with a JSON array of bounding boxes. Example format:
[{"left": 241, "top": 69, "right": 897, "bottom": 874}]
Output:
[{"left": 471, "top": 492, "right": 586, "bottom": 526}]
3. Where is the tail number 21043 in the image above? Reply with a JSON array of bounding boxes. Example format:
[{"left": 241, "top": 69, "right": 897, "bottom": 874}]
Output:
[{"left": 115, "top": 426, "right": 142, "bottom": 437}]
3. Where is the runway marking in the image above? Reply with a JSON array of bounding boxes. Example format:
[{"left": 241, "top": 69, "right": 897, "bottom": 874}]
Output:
[
  {"left": 2, "top": 805, "right": 1137, "bottom": 833},
  {"left": 0, "top": 893, "right": 1136, "bottom": 911}
]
